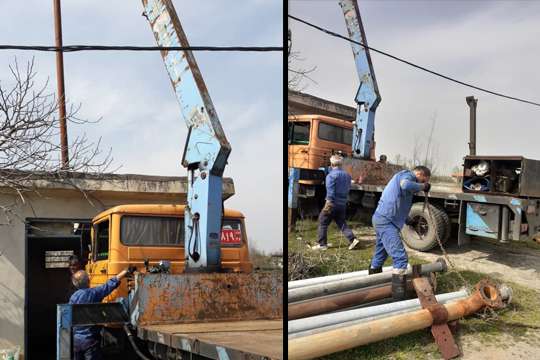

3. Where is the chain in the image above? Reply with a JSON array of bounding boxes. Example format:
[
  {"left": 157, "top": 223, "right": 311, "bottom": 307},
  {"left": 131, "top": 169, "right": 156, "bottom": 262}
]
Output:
[
  {"left": 423, "top": 194, "right": 503, "bottom": 324},
  {"left": 423, "top": 193, "right": 474, "bottom": 292}
]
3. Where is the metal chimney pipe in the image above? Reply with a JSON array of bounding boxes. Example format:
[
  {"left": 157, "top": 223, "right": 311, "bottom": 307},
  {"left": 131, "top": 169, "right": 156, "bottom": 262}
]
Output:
[{"left": 466, "top": 96, "right": 477, "bottom": 156}]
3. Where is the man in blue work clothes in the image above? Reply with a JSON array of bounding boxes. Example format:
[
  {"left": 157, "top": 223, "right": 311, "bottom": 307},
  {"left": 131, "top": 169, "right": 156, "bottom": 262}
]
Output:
[
  {"left": 368, "top": 165, "right": 431, "bottom": 299},
  {"left": 70, "top": 267, "right": 133, "bottom": 359},
  {"left": 311, "top": 154, "right": 360, "bottom": 251}
]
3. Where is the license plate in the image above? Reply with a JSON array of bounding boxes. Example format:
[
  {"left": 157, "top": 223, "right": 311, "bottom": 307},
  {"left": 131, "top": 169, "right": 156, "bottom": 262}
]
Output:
[{"left": 221, "top": 229, "right": 242, "bottom": 244}]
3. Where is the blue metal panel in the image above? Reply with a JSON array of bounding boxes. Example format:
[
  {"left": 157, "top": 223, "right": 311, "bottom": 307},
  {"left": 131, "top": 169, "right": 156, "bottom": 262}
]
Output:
[
  {"left": 339, "top": 0, "right": 381, "bottom": 159},
  {"left": 56, "top": 304, "right": 72, "bottom": 360},
  {"left": 466, "top": 203, "right": 500, "bottom": 239},
  {"left": 142, "top": 0, "right": 231, "bottom": 271},
  {"left": 288, "top": 168, "right": 300, "bottom": 209}
]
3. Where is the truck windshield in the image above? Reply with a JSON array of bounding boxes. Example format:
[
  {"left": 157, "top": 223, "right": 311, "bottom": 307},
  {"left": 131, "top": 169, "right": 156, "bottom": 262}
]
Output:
[
  {"left": 318, "top": 122, "right": 353, "bottom": 146},
  {"left": 120, "top": 216, "right": 244, "bottom": 247},
  {"left": 121, "top": 216, "right": 184, "bottom": 246},
  {"left": 288, "top": 122, "right": 310, "bottom": 145}
]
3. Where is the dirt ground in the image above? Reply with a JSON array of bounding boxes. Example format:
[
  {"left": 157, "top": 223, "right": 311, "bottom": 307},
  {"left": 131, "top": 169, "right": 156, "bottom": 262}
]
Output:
[{"left": 406, "top": 239, "right": 540, "bottom": 292}]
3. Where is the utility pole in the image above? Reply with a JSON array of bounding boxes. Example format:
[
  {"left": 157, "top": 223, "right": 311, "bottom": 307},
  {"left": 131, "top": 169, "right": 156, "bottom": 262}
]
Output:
[{"left": 53, "top": 0, "right": 69, "bottom": 169}]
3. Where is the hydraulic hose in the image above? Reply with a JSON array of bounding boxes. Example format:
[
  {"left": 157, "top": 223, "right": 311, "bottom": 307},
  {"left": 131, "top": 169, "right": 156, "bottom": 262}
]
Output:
[{"left": 123, "top": 324, "right": 152, "bottom": 360}]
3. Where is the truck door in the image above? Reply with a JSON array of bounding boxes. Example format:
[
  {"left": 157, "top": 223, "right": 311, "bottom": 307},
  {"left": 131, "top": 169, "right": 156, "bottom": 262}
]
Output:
[{"left": 88, "top": 217, "right": 110, "bottom": 287}]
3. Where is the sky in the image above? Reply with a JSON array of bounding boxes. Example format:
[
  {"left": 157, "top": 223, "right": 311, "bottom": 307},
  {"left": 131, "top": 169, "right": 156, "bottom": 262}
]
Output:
[
  {"left": 289, "top": 0, "right": 540, "bottom": 175},
  {"left": 0, "top": 1, "right": 283, "bottom": 254}
]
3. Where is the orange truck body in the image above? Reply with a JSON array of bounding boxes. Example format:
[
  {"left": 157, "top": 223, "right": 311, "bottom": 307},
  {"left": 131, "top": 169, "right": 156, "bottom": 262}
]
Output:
[
  {"left": 288, "top": 114, "right": 354, "bottom": 175},
  {"left": 86, "top": 204, "right": 253, "bottom": 301}
]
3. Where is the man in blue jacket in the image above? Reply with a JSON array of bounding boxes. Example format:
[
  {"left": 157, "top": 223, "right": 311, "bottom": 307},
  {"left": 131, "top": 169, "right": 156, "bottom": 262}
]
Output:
[
  {"left": 69, "top": 267, "right": 133, "bottom": 359},
  {"left": 368, "top": 166, "right": 431, "bottom": 299},
  {"left": 312, "top": 154, "right": 359, "bottom": 251}
]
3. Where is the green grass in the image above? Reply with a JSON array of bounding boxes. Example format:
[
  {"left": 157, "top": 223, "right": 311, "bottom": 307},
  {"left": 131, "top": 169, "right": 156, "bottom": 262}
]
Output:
[{"left": 288, "top": 219, "right": 540, "bottom": 359}]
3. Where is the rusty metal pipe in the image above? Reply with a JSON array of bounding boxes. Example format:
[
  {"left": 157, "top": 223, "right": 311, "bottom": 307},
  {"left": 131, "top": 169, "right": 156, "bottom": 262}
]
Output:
[
  {"left": 288, "top": 265, "right": 400, "bottom": 290},
  {"left": 288, "top": 259, "right": 446, "bottom": 303},
  {"left": 288, "top": 281, "right": 413, "bottom": 320},
  {"left": 288, "top": 280, "right": 505, "bottom": 360},
  {"left": 289, "top": 288, "right": 468, "bottom": 333}
]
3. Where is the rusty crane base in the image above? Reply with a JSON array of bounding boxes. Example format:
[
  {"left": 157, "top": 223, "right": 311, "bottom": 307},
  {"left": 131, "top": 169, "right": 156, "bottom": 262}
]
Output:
[{"left": 131, "top": 271, "right": 283, "bottom": 325}]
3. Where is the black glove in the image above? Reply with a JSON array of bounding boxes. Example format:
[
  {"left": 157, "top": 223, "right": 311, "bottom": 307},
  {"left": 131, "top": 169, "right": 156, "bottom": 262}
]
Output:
[
  {"left": 127, "top": 266, "right": 137, "bottom": 275},
  {"left": 423, "top": 182, "right": 431, "bottom": 193}
]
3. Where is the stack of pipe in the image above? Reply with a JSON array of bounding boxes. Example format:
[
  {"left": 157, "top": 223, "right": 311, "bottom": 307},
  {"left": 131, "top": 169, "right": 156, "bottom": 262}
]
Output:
[
  {"left": 287, "top": 280, "right": 512, "bottom": 360},
  {"left": 288, "top": 260, "right": 513, "bottom": 360},
  {"left": 288, "top": 259, "right": 446, "bottom": 320}
]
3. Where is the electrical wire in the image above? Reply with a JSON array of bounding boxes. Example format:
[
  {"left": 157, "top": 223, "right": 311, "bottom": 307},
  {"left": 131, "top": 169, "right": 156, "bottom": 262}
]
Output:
[
  {"left": 288, "top": 14, "right": 540, "bottom": 108},
  {"left": 0, "top": 44, "right": 282, "bottom": 52}
]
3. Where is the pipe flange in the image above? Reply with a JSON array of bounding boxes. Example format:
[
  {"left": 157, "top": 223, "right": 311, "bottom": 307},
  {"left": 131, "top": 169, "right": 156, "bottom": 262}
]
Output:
[{"left": 476, "top": 279, "right": 503, "bottom": 309}]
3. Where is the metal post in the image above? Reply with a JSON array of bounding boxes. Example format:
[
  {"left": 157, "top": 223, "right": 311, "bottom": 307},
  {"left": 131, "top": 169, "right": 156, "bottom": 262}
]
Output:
[
  {"left": 53, "top": 0, "right": 69, "bottom": 169},
  {"left": 466, "top": 96, "right": 477, "bottom": 156},
  {"left": 288, "top": 168, "right": 300, "bottom": 233},
  {"left": 501, "top": 206, "right": 510, "bottom": 243}
]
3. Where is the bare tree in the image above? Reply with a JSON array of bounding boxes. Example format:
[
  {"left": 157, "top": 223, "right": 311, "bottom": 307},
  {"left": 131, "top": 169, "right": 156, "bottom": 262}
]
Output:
[
  {"left": 0, "top": 58, "right": 114, "bottom": 223},
  {"left": 287, "top": 28, "right": 316, "bottom": 92},
  {"left": 392, "top": 112, "right": 440, "bottom": 175}
]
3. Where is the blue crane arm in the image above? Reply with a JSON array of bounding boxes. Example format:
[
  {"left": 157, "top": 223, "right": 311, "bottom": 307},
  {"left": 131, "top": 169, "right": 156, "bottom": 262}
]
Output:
[
  {"left": 339, "top": 0, "right": 381, "bottom": 159},
  {"left": 142, "top": 0, "right": 231, "bottom": 271}
]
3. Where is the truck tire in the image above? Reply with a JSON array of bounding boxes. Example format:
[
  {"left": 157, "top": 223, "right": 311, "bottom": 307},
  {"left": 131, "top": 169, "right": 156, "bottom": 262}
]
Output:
[
  {"left": 435, "top": 204, "right": 451, "bottom": 243},
  {"left": 401, "top": 202, "right": 450, "bottom": 251}
]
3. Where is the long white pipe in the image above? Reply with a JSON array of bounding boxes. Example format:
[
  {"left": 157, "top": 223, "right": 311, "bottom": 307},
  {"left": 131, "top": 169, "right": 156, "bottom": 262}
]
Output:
[{"left": 288, "top": 265, "right": 405, "bottom": 289}]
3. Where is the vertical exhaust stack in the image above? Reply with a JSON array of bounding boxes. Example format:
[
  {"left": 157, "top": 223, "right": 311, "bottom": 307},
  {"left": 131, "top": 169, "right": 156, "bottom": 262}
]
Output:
[{"left": 466, "top": 96, "right": 478, "bottom": 156}]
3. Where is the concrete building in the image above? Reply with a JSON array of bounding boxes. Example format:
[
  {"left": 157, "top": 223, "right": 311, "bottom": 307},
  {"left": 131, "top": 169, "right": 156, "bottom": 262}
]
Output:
[
  {"left": 287, "top": 89, "right": 356, "bottom": 121},
  {"left": 0, "top": 171, "right": 234, "bottom": 358}
]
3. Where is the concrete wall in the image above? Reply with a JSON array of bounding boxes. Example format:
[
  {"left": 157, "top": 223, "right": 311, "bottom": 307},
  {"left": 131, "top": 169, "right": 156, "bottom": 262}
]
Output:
[
  {"left": 288, "top": 89, "right": 356, "bottom": 121},
  {"left": 0, "top": 174, "right": 235, "bottom": 354}
]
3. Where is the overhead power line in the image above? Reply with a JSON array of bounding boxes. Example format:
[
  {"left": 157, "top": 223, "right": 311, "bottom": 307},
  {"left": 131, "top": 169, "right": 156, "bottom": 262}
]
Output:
[
  {"left": 289, "top": 14, "right": 540, "bottom": 108},
  {"left": 0, "top": 45, "right": 283, "bottom": 52}
]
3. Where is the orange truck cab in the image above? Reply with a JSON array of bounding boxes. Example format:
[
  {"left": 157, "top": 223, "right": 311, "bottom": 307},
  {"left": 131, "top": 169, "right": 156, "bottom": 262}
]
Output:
[
  {"left": 86, "top": 204, "right": 253, "bottom": 301},
  {"left": 288, "top": 114, "right": 354, "bottom": 174}
]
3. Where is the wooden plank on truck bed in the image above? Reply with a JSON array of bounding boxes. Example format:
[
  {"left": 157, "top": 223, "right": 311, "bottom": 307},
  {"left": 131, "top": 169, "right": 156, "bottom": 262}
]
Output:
[{"left": 138, "top": 320, "right": 283, "bottom": 360}]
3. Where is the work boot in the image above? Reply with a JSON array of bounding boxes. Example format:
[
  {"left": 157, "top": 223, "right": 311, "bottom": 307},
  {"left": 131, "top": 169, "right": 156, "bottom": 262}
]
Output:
[
  {"left": 348, "top": 238, "right": 360, "bottom": 250},
  {"left": 392, "top": 273, "right": 407, "bottom": 300},
  {"left": 310, "top": 244, "right": 328, "bottom": 251},
  {"left": 368, "top": 266, "right": 382, "bottom": 275}
]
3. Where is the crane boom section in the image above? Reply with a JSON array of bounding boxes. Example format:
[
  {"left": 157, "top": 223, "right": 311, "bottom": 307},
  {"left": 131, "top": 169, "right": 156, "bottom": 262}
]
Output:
[
  {"left": 143, "top": 0, "right": 231, "bottom": 271},
  {"left": 339, "top": 0, "right": 381, "bottom": 159}
]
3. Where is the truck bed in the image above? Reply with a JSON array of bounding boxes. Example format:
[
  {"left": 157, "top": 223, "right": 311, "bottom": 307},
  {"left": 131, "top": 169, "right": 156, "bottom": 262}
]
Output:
[
  {"left": 137, "top": 320, "right": 283, "bottom": 359},
  {"left": 351, "top": 179, "right": 462, "bottom": 195}
]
